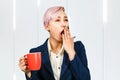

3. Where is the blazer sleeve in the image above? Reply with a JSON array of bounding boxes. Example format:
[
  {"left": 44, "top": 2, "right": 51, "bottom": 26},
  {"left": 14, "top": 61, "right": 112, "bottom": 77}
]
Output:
[
  {"left": 69, "top": 41, "right": 91, "bottom": 80},
  {"left": 25, "top": 48, "right": 41, "bottom": 80}
]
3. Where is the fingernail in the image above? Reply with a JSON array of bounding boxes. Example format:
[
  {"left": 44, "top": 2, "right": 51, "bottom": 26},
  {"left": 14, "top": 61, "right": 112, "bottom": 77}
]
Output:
[
  {"left": 67, "top": 26, "right": 69, "bottom": 29},
  {"left": 73, "top": 36, "right": 76, "bottom": 38}
]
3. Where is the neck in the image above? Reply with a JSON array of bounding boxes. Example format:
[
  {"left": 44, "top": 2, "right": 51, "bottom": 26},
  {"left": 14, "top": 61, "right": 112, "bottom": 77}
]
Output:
[{"left": 49, "top": 38, "right": 62, "bottom": 54}]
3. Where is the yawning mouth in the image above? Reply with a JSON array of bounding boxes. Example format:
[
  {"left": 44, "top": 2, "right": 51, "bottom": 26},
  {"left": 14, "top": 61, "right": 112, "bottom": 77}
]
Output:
[
  {"left": 60, "top": 26, "right": 69, "bottom": 35},
  {"left": 61, "top": 30, "right": 64, "bottom": 35}
]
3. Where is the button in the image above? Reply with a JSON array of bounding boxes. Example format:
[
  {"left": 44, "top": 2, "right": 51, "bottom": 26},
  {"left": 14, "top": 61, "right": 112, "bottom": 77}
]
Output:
[
  {"left": 58, "top": 67, "right": 60, "bottom": 69},
  {"left": 56, "top": 56, "right": 58, "bottom": 58}
]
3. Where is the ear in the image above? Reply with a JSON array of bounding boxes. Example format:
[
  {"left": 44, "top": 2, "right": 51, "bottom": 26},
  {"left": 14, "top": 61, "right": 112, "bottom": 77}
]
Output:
[{"left": 45, "top": 25, "right": 50, "bottom": 32}]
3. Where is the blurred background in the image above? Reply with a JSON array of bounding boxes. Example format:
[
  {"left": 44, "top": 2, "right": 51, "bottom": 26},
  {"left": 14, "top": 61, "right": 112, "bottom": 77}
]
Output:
[{"left": 0, "top": 0, "right": 120, "bottom": 80}]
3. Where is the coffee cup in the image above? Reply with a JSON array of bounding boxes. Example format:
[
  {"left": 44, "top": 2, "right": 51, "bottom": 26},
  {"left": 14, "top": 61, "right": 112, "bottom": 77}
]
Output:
[{"left": 25, "top": 52, "right": 41, "bottom": 70}]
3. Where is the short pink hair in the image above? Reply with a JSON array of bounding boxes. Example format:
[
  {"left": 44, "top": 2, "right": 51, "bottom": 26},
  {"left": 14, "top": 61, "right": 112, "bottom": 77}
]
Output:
[{"left": 43, "top": 6, "right": 65, "bottom": 27}]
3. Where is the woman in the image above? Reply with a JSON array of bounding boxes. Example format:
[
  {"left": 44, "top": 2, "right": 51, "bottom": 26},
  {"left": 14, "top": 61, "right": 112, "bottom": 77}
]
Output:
[{"left": 19, "top": 6, "right": 90, "bottom": 80}]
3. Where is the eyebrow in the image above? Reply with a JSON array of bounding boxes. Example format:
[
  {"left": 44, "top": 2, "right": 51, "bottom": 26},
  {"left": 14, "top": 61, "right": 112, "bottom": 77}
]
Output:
[
  {"left": 64, "top": 16, "right": 68, "bottom": 18},
  {"left": 56, "top": 16, "right": 68, "bottom": 18}
]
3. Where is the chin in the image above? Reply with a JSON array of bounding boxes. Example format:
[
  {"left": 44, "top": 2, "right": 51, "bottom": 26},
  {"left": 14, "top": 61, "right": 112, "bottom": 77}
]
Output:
[{"left": 57, "top": 38, "right": 63, "bottom": 42}]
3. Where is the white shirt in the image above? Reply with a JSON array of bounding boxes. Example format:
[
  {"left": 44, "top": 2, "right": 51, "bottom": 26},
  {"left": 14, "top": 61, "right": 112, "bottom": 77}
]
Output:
[{"left": 47, "top": 40, "right": 64, "bottom": 80}]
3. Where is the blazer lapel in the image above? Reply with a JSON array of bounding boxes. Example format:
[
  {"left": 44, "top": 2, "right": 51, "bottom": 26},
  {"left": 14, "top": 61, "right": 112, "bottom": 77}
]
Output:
[
  {"left": 60, "top": 51, "right": 70, "bottom": 78},
  {"left": 41, "top": 39, "right": 70, "bottom": 79},
  {"left": 41, "top": 39, "right": 54, "bottom": 76}
]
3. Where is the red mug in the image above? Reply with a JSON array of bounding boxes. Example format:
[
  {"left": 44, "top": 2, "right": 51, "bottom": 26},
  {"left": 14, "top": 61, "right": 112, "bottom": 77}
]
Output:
[{"left": 25, "top": 52, "right": 41, "bottom": 70}]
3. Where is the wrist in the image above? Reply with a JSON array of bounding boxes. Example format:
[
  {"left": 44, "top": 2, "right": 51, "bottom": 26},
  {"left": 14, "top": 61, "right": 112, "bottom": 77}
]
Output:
[
  {"left": 25, "top": 71, "right": 31, "bottom": 78},
  {"left": 68, "top": 50, "right": 76, "bottom": 61}
]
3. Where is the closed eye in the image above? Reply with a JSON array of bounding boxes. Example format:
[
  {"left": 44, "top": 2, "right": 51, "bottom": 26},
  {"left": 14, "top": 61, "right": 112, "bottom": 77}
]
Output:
[
  {"left": 55, "top": 19, "right": 60, "bottom": 22},
  {"left": 64, "top": 19, "right": 68, "bottom": 22}
]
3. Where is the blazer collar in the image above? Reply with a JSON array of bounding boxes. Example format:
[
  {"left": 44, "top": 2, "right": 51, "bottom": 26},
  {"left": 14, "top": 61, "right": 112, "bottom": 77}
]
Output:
[
  {"left": 41, "top": 39, "right": 54, "bottom": 75},
  {"left": 41, "top": 39, "right": 70, "bottom": 78}
]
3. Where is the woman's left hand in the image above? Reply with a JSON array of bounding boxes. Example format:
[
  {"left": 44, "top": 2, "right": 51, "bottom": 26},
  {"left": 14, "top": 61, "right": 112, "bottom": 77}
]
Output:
[{"left": 62, "top": 27, "right": 76, "bottom": 61}]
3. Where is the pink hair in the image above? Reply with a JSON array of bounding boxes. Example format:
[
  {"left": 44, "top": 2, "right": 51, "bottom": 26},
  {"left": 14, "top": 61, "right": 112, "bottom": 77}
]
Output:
[{"left": 43, "top": 6, "right": 65, "bottom": 27}]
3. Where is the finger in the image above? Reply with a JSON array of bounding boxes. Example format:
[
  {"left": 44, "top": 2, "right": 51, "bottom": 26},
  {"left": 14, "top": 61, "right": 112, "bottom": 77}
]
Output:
[
  {"left": 67, "top": 30, "right": 71, "bottom": 38},
  {"left": 62, "top": 30, "right": 65, "bottom": 41},
  {"left": 67, "top": 28, "right": 71, "bottom": 37},
  {"left": 19, "top": 62, "right": 29, "bottom": 72},
  {"left": 65, "top": 27, "right": 71, "bottom": 39},
  {"left": 19, "top": 61, "right": 26, "bottom": 68},
  {"left": 67, "top": 26, "right": 71, "bottom": 37},
  {"left": 19, "top": 56, "right": 27, "bottom": 62},
  {"left": 67, "top": 26, "right": 69, "bottom": 29},
  {"left": 71, "top": 36, "right": 76, "bottom": 41},
  {"left": 19, "top": 56, "right": 24, "bottom": 62},
  {"left": 21, "top": 65, "right": 27, "bottom": 72},
  {"left": 19, "top": 58, "right": 28, "bottom": 67},
  {"left": 19, "top": 58, "right": 27, "bottom": 64},
  {"left": 65, "top": 27, "right": 70, "bottom": 39},
  {"left": 64, "top": 28, "right": 67, "bottom": 40}
]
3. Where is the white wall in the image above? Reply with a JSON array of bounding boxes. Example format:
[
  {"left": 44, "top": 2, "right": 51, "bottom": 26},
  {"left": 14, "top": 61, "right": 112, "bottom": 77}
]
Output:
[
  {"left": 0, "top": 0, "right": 120, "bottom": 80},
  {"left": 0, "top": 0, "right": 14, "bottom": 80},
  {"left": 68, "top": 0, "right": 103, "bottom": 80},
  {"left": 104, "top": 0, "right": 120, "bottom": 79}
]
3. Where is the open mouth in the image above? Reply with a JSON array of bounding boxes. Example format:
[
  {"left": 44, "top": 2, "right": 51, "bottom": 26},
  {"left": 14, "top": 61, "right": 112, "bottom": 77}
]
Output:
[
  {"left": 60, "top": 26, "right": 69, "bottom": 35},
  {"left": 61, "top": 30, "right": 64, "bottom": 35}
]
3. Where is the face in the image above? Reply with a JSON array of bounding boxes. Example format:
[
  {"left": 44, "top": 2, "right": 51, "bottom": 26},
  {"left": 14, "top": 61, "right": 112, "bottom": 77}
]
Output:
[{"left": 45, "top": 11, "right": 69, "bottom": 42}]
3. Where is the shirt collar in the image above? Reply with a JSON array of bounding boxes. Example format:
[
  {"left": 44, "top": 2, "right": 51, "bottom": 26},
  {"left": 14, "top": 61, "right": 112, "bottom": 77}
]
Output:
[{"left": 47, "top": 39, "right": 64, "bottom": 56}]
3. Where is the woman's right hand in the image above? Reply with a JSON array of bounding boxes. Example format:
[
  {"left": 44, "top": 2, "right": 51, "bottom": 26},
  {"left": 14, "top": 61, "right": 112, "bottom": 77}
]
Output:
[{"left": 19, "top": 56, "right": 31, "bottom": 78}]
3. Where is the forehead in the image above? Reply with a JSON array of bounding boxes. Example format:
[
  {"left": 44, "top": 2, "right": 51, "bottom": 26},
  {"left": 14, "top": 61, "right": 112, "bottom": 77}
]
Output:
[{"left": 52, "top": 11, "right": 68, "bottom": 19}]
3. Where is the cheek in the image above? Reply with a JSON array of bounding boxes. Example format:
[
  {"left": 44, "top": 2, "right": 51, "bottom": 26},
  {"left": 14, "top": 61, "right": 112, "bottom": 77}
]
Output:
[
  {"left": 51, "top": 27, "right": 60, "bottom": 35},
  {"left": 49, "top": 23, "right": 61, "bottom": 34}
]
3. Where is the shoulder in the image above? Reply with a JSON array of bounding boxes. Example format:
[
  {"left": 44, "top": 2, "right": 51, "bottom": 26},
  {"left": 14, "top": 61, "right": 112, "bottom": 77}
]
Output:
[
  {"left": 74, "top": 41, "right": 85, "bottom": 49},
  {"left": 29, "top": 39, "right": 48, "bottom": 53},
  {"left": 74, "top": 41, "right": 88, "bottom": 65},
  {"left": 29, "top": 45, "right": 43, "bottom": 53},
  {"left": 74, "top": 40, "right": 86, "bottom": 57}
]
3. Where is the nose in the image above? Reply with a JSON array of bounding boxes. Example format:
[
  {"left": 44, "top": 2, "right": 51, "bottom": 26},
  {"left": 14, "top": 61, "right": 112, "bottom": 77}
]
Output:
[{"left": 61, "top": 21, "right": 67, "bottom": 28}]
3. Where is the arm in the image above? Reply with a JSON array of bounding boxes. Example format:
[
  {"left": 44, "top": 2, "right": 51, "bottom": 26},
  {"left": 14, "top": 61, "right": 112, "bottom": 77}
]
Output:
[
  {"left": 69, "top": 41, "right": 90, "bottom": 80},
  {"left": 25, "top": 71, "right": 40, "bottom": 80},
  {"left": 25, "top": 48, "right": 41, "bottom": 80},
  {"left": 62, "top": 27, "right": 90, "bottom": 80},
  {"left": 19, "top": 56, "right": 31, "bottom": 80}
]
